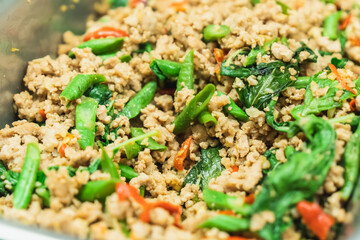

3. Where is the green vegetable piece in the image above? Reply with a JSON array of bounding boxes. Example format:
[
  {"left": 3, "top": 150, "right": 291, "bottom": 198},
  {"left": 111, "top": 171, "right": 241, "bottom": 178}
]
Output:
[
  {"left": 132, "top": 42, "right": 153, "bottom": 54},
  {"left": 173, "top": 84, "right": 215, "bottom": 134},
  {"left": 183, "top": 147, "right": 224, "bottom": 189},
  {"left": 84, "top": 84, "right": 113, "bottom": 105},
  {"left": 339, "top": 31, "right": 347, "bottom": 55},
  {"left": 203, "top": 189, "right": 251, "bottom": 216},
  {"left": 250, "top": 0, "right": 260, "bottom": 5},
  {"left": 262, "top": 150, "right": 281, "bottom": 175},
  {"left": 293, "top": 76, "right": 312, "bottom": 89},
  {"left": 109, "top": 0, "right": 128, "bottom": 8},
  {"left": 87, "top": 158, "right": 101, "bottom": 174},
  {"left": 131, "top": 128, "right": 167, "bottom": 151},
  {"left": 100, "top": 147, "right": 120, "bottom": 179},
  {"left": 275, "top": 1, "right": 291, "bottom": 14},
  {"left": 245, "top": 39, "right": 278, "bottom": 67},
  {"left": 150, "top": 59, "right": 182, "bottom": 81},
  {"left": 124, "top": 128, "right": 167, "bottom": 159},
  {"left": 124, "top": 143, "right": 143, "bottom": 160},
  {"left": 99, "top": 52, "right": 118, "bottom": 61},
  {"left": 198, "top": 110, "right": 217, "bottom": 125},
  {"left": 77, "top": 180, "right": 118, "bottom": 202},
  {"left": 112, "top": 130, "right": 160, "bottom": 154},
  {"left": 252, "top": 116, "right": 336, "bottom": 239},
  {"left": 76, "top": 97, "right": 98, "bottom": 149},
  {"left": 60, "top": 74, "right": 106, "bottom": 101},
  {"left": 292, "top": 74, "right": 357, "bottom": 119},
  {"left": 120, "top": 54, "right": 132, "bottom": 63},
  {"left": 13, "top": 143, "right": 41, "bottom": 209},
  {"left": 217, "top": 91, "right": 248, "bottom": 122},
  {"left": 35, "top": 187, "right": 50, "bottom": 207},
  {"left": 341, "top": 121, "right": 360, "bottom": 201},
  {"left": 139, "top": 186, "right": 145, "bottom": 197},
  {"left": 118, "top": 81, "right": 157, "bottom": 119},
  {"left": 323, "top": 11, "right": 343, "bottom": 40},
  {"left": 119, "top": 164, "right": 139, "bottom": 181},
  {"left": 198, "top": 215, "right": 250, "bottom": 232},
  {"left": 330, "top": 57, "right": 348, "bottom": 69},
  {"left": 69, "top": 38, "right": 124, "bottom": 58},
  {"left": 203, "top": 24, "right": 231, "bottom": 42},
  {"left": 177, "top": 50, "right": 195, "bottom": 91}
]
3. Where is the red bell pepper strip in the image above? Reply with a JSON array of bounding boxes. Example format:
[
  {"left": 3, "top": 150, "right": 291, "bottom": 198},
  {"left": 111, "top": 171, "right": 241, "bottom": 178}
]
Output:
[
  {"left": 84, "top": 27, "right": 128, "bottom": 42},
  {"left": 296, "top": 201, "right": 335, "bottom": 240}
]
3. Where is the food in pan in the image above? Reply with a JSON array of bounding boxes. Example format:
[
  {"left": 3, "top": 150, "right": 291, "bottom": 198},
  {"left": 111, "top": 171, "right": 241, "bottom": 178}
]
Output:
[{"left": 1, "top": 0, "right": 360, "bottom": 239}]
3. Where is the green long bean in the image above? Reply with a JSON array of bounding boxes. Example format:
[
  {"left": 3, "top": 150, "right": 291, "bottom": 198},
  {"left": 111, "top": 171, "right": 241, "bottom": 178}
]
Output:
[
  {"left": 76, "top": 97, "right": 98, "bottom": 149},
  {"left": 177, "top": 50, "right": 195, "bottom": 91},
  {"left": 203, "top": 24, "right": 231, "bottom": 42},
  {"left": 77, "top": 179, "right": 118, "bottom": 202},
  {"left": 198, "top": 215, "right": 250, "bottom": 232},
  {"left": 150, "top": 59, "right": 182, "bottom": 88},
  {"left": 60, "top": 74, "right": 106, "bottom": 101},
  {"left": 119, "top": 164, "right": 139, "bottom": 181},
  {"left": 217, "top": 91, "right": 248, "bottom": 121},
  {"left": 323, "top": 11, "right": 342, "bottom": 40},
  {"left": 118, "top": 81, "right": 157, "bottom": 119},
  {"left": 112, "top": 130, "right": 160, "bottom": 153},
  {"left": 173, "top": 84, "right": 216, "bottom": 134},
  {"left": 341, "top": 122, "right": 360, "bottom": 201},
  {"left": 197, "top": 110, "right": 217, "bottom": 125},
  {"left": 69, "top": 37, "right": 124, "bottom": 58},
  {"left": 203, "top": 189, "right": 251, "bottom": 216},
  {"left": 13, "top": 143, "right": 41, "bottom": 209},
  {"left": 100, "top": 147, "right": 120, "bottom": 179},
  {"left": 131, "top": 128, "right": 167, "bottom": 151}
]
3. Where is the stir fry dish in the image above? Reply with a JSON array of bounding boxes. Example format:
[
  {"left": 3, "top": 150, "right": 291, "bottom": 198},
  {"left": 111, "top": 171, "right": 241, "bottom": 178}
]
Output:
[{"left": 2, "top": 0, "right": 360, "bottom": 239}]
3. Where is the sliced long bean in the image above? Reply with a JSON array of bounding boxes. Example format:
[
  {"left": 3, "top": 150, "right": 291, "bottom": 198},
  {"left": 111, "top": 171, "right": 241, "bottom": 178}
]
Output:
[
  {"left": 76, "top": 97, "right": 98, "bottom": 149},
  {"left": 203, "top": 24, "right": 231, "bottom": 42},
  {"left": 112, "top": 130, "right": 160, "bottom": 153},
  {"left": 150, "top": 59, "right": 182, "bottom": 81},
  {"left": 77, "top": 179, "right": 118, "bottom": 202},
  {"left": 118, "top": 81, "right": 157, "bottom": 119},
  {"left": 177, "top": 50, "right": 195, "bottom": 91},
  {"left": 60, "top": 74, "right": 106, "bottom": 101},
  {"left": 69, "top": 37, "right": 124, "bottom": 58},
  {"left": 323, "top": 11, "right": 342, "bottom": 40},
  {"left": 100, "top": 147, "right": 120, "bottom": 179},
  {"left": 203, "top": 189, "right": 251, "bottom": 216},
  {"left": 173, "top": 84, "right": 216, "bottom": 134},
  {"left": 119, "top": 164, "right": 139, "bottom": 181},
  {"left": 197, "top": 110, "right": 217, "bottom": 125},
  {"left": 341, "top": 122, "right": 360, "bottom": 201},
  {"left": 217, "top": 91, "right": 249, "bottom": 122},
  {"left": 13, "top": 143, "right": 41, "bottom": 209},
  {"left": 198, "top": 215, "right": 250, "bottom": 232},
  {"left": 131, "top": 128, "right": 167, "bottom": 151}
]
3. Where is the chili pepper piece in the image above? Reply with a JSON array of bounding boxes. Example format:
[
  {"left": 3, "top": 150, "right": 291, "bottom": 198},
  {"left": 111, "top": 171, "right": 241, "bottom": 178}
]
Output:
[
  {"left": 350, "top": 99, "right": 356, "bottom": 112},
  {"left": 174, "top": 136, "right": 192, "bottom": 171},
  {"left": 116, "top": 183, "right": 147, "bottom": 205},
  {"left": 13, "top": 143, "right": 41, "bottom": 209},
  {"left": 296, "top": 201, "right": 335, "bottom": 240},
  {"left": 84, "top": 26, "right": 128, "bottom": 42},
  {"left": 339, "top": 15, "right": 352, "bottom": 30},
  {"left": 244, "top": 193, "right": 255, "bottom": 204}
]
